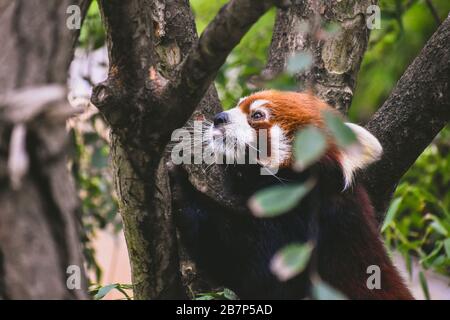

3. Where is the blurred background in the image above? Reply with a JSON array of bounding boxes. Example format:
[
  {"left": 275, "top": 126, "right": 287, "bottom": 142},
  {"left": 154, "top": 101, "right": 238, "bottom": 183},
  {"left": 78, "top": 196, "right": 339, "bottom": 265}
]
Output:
[{"left": 69, "top": 0, "right": 450, "bottom": 299}]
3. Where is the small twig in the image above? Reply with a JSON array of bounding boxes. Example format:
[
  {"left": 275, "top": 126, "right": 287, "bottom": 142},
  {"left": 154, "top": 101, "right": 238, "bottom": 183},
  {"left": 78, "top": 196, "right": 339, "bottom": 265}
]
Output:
[{"left": 425, "top": 0, "right": 441, "bottom": 26}]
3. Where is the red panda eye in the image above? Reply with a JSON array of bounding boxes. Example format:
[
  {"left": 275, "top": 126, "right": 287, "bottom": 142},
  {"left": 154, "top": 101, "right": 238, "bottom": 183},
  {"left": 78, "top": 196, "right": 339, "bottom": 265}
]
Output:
[{"left": 251, "top": 111, "right": 265, "bottom": 121}]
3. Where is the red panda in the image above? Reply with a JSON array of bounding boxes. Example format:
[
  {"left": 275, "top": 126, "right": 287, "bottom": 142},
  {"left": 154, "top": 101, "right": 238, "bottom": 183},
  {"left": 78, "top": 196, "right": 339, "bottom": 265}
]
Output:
[{"left": 171, "top": 90, "right": 414, "bottom": 300}]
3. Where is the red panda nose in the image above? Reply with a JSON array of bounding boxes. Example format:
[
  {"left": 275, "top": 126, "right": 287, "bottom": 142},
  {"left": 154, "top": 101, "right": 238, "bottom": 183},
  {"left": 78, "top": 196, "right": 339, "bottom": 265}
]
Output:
[{"left": 213, "top": 112, "right": 230, "bottom": 127}]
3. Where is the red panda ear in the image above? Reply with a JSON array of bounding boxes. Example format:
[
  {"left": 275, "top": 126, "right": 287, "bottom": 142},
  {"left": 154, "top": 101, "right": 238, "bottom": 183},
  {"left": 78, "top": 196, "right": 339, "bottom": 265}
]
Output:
[{"left": 339, "top": 123, "right": 383, "bottom": 189}]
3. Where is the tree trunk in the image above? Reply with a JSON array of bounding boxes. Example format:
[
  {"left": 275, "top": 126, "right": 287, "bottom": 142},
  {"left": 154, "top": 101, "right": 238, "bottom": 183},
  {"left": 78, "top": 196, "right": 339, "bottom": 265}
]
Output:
[
  {"left": 265, "top": 0, "right": 376, "bottom": 112},
  {"left": 0, "top": 0, "right": 90, "bottom": 299}
]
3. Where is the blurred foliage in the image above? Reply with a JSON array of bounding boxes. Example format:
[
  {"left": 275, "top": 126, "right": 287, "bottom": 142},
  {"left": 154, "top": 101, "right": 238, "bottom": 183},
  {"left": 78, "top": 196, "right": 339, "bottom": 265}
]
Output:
[
  {"left": 74, "top": 0, "right": 118, "bottom": 289},
  {"left": 351, "top": 0, "right": 450, "bottom": 122},
  {"left": 72, "top": 111, "right": 121, "bottom": 285},
  {"left": 382, "top": 126, "right": 450, "bottom": 294},
  {"left": 78, "top": 1, "right": 104, "bottom": 50},
  {"left": 77, "top": 0, "right": 450, "bottom": 299},
  {"left": 311, "top": 278, "right": 348, "bottom": 300},
  {"left": 195, "top": 288, "right": 239, "bottom": 300},
  {"left": 90, "top": 283, "right": 133, "bottom": 300}
]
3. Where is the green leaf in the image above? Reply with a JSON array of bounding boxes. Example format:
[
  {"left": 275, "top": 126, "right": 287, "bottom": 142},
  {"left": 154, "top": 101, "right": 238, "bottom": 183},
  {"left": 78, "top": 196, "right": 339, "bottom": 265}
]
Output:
[
  {"left": 195, "top": 294, "right": 215, "bottom": 300},
  {"left": 294, "top": 126, "right": 327, "bottom": 171},
  {"left": 249, "top": 180, "right": 316, "bottom": 218},
  {"left": 381, "top": 198, "right": 403, "bottom": 232},
  {"left": 312, "top": 279, "right": 347, "bottom": 300},
  {"left": 195, "top": 295, "right": 215, "bottom": 300},
  {"left": 270, "top": 242, "right": 314, "bottom": 281},
  {"left": 420, "top": 242, "right": 444, "bottom": 267},
  {"left": 195, "top": 288, "right": 238, "bottom": 300},
  {"left": 94, "top": 284, "right": 117, "bottom": 300},
  {"left": 444, "top": 238, "right": 450, "bottom": 259},
  {"left": 286, "top": 51, "right": 313, "bottom": 74},
  {"left": 430, "top": 220, "right": 449, "bottom": 237},
  {"left": 323, "top": 111, "right": 357, "bottom": 148},
  {"left": 222, "top": 288, "right": 238, "bottom": 300},
  {"left": 419, "top": 271, "right": 431, "bottom": 300},
  {"left": 405, "top": 252, "right": 413, "bottom": 279},
  {"left": 115, "top": 285, "right": 132, "bottom": 300}
]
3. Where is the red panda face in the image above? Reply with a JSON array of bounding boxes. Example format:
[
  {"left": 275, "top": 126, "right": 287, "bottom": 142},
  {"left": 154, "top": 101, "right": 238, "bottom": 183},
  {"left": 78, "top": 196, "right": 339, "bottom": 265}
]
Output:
[{"left": 208, "top": 90, "right": 382, "bottom": 188}]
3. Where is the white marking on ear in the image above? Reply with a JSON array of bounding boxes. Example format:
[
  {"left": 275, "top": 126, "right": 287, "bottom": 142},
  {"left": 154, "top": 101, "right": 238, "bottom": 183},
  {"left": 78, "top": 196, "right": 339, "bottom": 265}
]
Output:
[
  {"left": 238, "top": 96, "right": 248, "bottom": 106},
  {"left": 340, "top": 123, "right": 383, "bottom": 189},
  {"left": 250, "top": 99, "right": 270, "bottom": 111}
]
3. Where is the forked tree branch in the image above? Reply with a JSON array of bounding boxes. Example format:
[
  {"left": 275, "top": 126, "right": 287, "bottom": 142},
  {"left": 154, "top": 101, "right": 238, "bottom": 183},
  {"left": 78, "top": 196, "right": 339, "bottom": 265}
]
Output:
[
  {"left": 364, "top": 14, "right": 450, "bottom": 221},
  {"left": 161, "top": 0, "right": 278, "bottom": 138},
  {"left": 92, "top": 0, "right": 157, "bottom": 131},
  {"left": 94, "top": 0, "right": 281, "bottom": 145}
]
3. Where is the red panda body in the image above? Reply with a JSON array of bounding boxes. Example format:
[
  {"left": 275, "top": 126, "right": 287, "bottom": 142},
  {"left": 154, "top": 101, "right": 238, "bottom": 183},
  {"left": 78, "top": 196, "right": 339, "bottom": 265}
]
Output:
[{"left": 171, "top": 91, "right": 414, "bottom": 300}]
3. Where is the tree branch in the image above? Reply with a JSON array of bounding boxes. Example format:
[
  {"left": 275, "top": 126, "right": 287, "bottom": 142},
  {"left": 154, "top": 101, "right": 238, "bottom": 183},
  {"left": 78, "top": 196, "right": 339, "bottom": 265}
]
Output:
[
  {"left": 97, "top": 0, "right": 155, "bottom": 86},
  {"left": 162, "top": 0, "right": 278, "bottom": 137},
  {"left": 364, "top": 14, "right": 450, "bottom": 222},
  {"left": 93, "top": 0, "right": 159, "bottom": 132}
]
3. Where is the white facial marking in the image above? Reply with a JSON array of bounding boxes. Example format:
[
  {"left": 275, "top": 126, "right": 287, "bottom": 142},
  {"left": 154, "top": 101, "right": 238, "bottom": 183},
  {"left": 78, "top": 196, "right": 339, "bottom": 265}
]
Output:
[
  {"left": 206, "top": 99, "right": 287, "bottom": 170},
  {"left": 257, "top": 125, "right": 290, "bottom": 170},
  {"left": 340, "top": 123, "right": 383, "bottom": 189},
  {"left": 227, "top": 107, "right": 249, "bottom": 127},
  {"left": 207, "top": 107, "right": 254, "bottom": 163},
  {"left": 271, "top": 125, "right": 291, "bottom": 165},
  {"left": 249, "top": 99, "right": 270, "bottom": 111}
]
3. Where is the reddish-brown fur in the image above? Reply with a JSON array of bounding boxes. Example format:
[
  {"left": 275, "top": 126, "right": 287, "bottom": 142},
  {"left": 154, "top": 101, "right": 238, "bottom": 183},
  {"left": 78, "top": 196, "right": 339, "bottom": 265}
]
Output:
[
  {"left": 239, "top": 90, "right": 332, "bottom": 134},
  {"left": 318, "top": 185, "right": 414, "bottom": 299},
  {"left": 238, "top": 90, "right": 414, "bottom": 299},
  {"left": 239, "top": 90, "right": 342, "bottom": 167}
]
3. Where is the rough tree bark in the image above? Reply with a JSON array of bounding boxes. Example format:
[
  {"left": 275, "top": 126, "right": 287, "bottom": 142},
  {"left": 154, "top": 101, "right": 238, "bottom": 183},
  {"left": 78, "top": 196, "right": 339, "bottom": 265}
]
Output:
[
  {"left": 0, "top": 0, "right": 90, "bottom": 299},
  {"left": 264, "top": 0, "right": 377, "bottom": 113}
]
